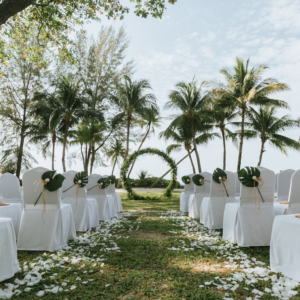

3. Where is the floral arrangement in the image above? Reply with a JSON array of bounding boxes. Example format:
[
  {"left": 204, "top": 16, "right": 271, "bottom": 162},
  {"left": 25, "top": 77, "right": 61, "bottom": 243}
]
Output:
[
  {"left": 212, "top": 168, "right": 229, "bottom": 197},
  {"left": 87, "top": 177, "right": 109, "bottom": 191},
  {"left": 63, "top": 171, "right": 88, "bottom": 193}
]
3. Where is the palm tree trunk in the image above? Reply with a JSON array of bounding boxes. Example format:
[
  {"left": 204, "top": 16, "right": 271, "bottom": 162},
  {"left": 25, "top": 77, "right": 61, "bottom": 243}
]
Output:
[
  {"left": 52, "top": 133, "right": 56, "bottom": 170},
  {"left": 16, "top": 133, "right": 25, "bottom": 179},
  {"left": 128, "top": 124, "right": 151, "bottom": 177},
  {"left": 89, "top": 144, "right": 95, "bottom": 175},
  {"left": 62, "top": 122, "right": 69, "bottom": 172},
  {"left": 125, "top": 116, "right": 131, "bottom": 157},
  {"left": 237, "top": 108, "right": 245, "bottom": 171},
  {"left": 188, "top": 150, "right": 196, "bottom": 173},
  {"left": 257, "top": 140, "right": 265, "bottom": 166},
  {"left": 221, "top": 128, "right": 226, "bottom": 170},
  {"left": 191, "top": 122, "right": 202, "bottom": 172},
  {"left": 149, "top": 149, "right": 195, "bottom": 188},
  {"left": 111, "top": 159, "right": 117, "bottom": 175}
]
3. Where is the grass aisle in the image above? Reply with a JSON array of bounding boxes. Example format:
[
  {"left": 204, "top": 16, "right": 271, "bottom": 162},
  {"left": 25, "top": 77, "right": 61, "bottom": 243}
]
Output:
[{"left": 0, "top": 191, "right": 299, "bottom": 299}]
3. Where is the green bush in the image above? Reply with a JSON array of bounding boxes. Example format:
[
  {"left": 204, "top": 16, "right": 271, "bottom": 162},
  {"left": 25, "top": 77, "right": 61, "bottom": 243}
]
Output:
[{"left": 126, "top": 177, "right": 180, "bottom": 188}]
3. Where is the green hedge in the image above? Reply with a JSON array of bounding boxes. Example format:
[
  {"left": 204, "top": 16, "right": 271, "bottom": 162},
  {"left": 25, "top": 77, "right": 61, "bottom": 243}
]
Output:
[{"left": 126, "top": 177, "right": 180, "bottom": 188}]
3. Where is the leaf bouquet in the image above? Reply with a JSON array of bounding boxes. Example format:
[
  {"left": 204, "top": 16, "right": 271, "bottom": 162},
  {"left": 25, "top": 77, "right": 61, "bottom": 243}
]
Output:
[
  {"left": 182, "top": 175, "right": 191, "bottom": 185},
  {"left": 238, "top": 167, "right": 264, "bottom": 202},
  {"left": 192, "top": 174, "right": 210, "bottom": 186},
  {"left": 213, "top": 168, "right": 229, "bottom": 197},
  {"left": 34, "top": 170, "right": 65, "bottom": 206},
  {"left": 87, "top": 177, "right": 109, "bottom": 191}
]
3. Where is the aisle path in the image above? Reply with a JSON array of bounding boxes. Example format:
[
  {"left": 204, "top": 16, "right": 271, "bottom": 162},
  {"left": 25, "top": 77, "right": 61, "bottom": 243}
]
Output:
[{"left": 0, "top": 200, "right": 299, "bottom": 299}]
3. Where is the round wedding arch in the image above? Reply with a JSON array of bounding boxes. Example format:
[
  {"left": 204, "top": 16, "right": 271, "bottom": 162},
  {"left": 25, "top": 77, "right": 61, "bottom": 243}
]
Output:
[{"left": 120, "top": 148, "right": 178, "bottom": 200}]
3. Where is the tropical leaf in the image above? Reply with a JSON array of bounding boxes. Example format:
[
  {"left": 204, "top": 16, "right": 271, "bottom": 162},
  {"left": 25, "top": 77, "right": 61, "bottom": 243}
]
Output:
[
  {"left": 212, "top": 168, "right": 229, "bottom": 197},
  {"left": 237, "top": 166, "right": 264, "bottom": 202},
  {"left": 107, "top": 175, "right": 117, "bottom": 185},
  {"left": 192, "top": 174, "right": 204, "bottom": 186},
  {"left": 73, "top": 171, "right": 88, "bottom": 187},
  {"left": 182, "top": 175, "right": 191, "bottom": 184},
  {"left": 98, "top": 178, "right": 109, "bottom": 189},
  {"left": 41, "top": 170, "right": 65, "bottom": 192}
]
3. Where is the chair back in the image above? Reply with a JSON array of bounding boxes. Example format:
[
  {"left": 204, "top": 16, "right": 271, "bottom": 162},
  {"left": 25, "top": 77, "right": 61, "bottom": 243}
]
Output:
[
  {"left": 277, "top": 169, "right": 294, "bottom": 201},
  {"left": 0, "top": 173, "right": 23, "bottom": 204},
  {"left": 61, "top": 170, "right": 87, "bottom": 201},
  {"left": 23, "top": 167, "right": 60, "bottom": 209},
  {"left": 87, "top": 174, "right": 108, "bottom": 197},
  {"left": 193, "top": 172, "right": 211, "bottom": 197},
  {"left": 240, "top": 166, "right": 275, "bottom": 205},
  {"left": 275, "top": 173, "right": 279, "bottom": 193},
  {"left": 288, "top": 170, "right": 300, "bottom": 206},
  {"left": 210, "top": 170, "right": 236, "bottom": 200}
]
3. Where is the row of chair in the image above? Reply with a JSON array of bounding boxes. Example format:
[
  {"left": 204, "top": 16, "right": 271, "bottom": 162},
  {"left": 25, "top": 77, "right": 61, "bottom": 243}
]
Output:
[{"left": 180, "top": 167, "right": 300, "bottom": 247}]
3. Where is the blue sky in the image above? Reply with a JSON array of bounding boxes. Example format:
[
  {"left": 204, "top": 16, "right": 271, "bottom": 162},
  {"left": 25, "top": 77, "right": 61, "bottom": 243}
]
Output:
[{"left": 37, "top": 0, "right": 300, "bottom": 178}]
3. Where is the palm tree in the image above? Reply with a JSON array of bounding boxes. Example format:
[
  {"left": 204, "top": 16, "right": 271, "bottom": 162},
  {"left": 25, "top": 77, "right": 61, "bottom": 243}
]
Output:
[
  {"left": 206, "top": 98, "right": 238, "bottom": 170},
  {"left": 165, "top": 79, "right": 211, "bottom": 172},
  {"left": 128, "top": 106, "right": 162, "bottom": 177},
  {"left": 30, "top": 92, "right": 64, "bottom": 170},
  {"left": 213, "top": 58, "right": 289, "bottom": 171},
  {"left": 242, "top": 106, "right": 300, "bottom": 166},
  {"left": 105, "top": 139, "right": 126, "bottom": 175},
  {"left": 108, "top": 75, "right": 157, "bottom": 158}
]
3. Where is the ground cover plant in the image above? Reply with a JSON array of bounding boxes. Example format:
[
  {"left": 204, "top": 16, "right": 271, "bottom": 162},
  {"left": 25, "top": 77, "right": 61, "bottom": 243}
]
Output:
[{"left": 0, "top": 192, "right": 299, "bottom": 299}]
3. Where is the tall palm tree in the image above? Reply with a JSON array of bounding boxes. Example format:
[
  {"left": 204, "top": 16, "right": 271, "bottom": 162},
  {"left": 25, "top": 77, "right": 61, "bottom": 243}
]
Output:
[
  {"left": 108, "top": 75, "right": 157, "bottom": 158},
  {"left": 206, "top": 98, "right": 239, "bottom": 170},
  {"left": 128, "top": 106, "right": 162, "bottom": 177},
  {"left": 106, "top": 139, "right": 126, "bottom": 175},
  {"left": 30, "top": 92, "right": 64, "bottom": 170},
  {"left": 242, "top": 106, "right": 300, "bottom": 166},
  {"left": 213, "top": 58, "right": 289, "bottom": 171},
  {"left": 165, "top": 80, "right": 211, "bottom": 172}
]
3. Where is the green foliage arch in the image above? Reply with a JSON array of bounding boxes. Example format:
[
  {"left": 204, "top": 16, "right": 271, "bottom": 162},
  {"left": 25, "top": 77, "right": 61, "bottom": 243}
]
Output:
[{"left": 121, "top": 148, "right": 177, "bottom": 200}]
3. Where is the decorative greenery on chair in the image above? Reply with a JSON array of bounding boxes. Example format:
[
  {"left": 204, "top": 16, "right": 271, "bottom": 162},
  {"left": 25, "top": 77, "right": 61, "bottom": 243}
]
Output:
[
  {"left": 192, "top": 174, "right": 205, "bottom": 186},
  {"left": 212, "top": 168, "right": 229, "bottom": 197},
  {"left": 121, "top": 148, "right": 177, "bottom": 200},
  {"left": 107, "top": 175, "right": 118, "bottom": 185},
  {"left": 181, "top": 175, "right": 191, "bottom": 185},
  {"left": 238, "top": 167, "right": 264, "bottom": 202},
  {"left": 63, "top": 171, "right": 88, "bottom": 193},
  {"left": 34, "top": 170, "right": 65, "bottom": 206}
]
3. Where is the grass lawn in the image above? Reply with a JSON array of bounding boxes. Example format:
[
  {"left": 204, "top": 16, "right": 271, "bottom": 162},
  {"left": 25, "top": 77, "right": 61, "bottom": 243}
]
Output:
[{"left": 0, "top": 191, "right": 299, "bottom": 299}]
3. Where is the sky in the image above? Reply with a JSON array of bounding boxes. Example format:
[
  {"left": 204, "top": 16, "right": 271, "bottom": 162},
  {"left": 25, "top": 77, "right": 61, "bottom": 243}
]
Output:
[{"left": 34, "top": 0, "right": 300, "bottom": 179}]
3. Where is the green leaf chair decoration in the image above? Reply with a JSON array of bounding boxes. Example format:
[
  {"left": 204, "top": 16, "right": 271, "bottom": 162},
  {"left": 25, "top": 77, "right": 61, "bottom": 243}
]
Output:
[
  {"left": 212, "top": 168, "right": 229, "bottom": 197},
  {"left": 192, "top": 174, "right": 205, "bottom": 186},
  {"left": 182, "top": 175, "right": 191, "bottom": 185},
  {"left": 87, "top": 177, "right": 109, "bottom": 191},
  {"left": 237, "top": 166, "right": 265, "bottom": 203},
  {"left": 107, "top": 175, "right": 117, "bottom": 185},
  {"left": 34, "top": 170, "right": 66, "bottom": 209}
]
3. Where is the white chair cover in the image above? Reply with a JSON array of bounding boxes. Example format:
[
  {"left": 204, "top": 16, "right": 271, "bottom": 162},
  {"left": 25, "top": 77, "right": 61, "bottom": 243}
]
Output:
[
  {"left": 235, "top": 172, "right": 241, "bottom": 197},
  {"left": 0, "top": 203, "right": 23, "bottom": 237},
  {"left": 276, "top": 169, "right": 294, "bottom": 202},
  {"left": 188, "top": 172, "right": 211, "bottom": 218},
  {"left": 0, "top": 173, "right": 23, "bottom": 204},
  {"left": 275, "top": 173, "right": 279, "bottom": 194},
  {"left": 17, "top": 167, "right": 76, "bottom": 251},
  {"left": 103, "top": 175, "right": 122, "bottom": 213},
  {"left": 61, "top": 171, "right": 99, "bottom": 231},
  {"left": 200, "top": 171, "right": 236, "bottom": 229},
  {"left": 274, "top": 170, "right": 300, "bottom": 215},
  {"left": 223, "top": 166, "right": 275, "bottom": 247},
  {"left": 0, "top": 218, "right": 20, "bottom": 282},
  {"left": 270, "top": 214, "right": 300, "bottom": 281},
  {"left": 180, "top": 174, "right": 195, "bottom": 212},
  {"left": 86, "top": 174, "right": 112, "bottom": 221}
]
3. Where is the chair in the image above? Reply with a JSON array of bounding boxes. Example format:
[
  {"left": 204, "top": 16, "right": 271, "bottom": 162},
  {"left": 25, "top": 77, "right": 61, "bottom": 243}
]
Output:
[
  {"left": 0, "top": 173, "right": 23, "bottom": 204},
  {"left": 17, "top": 167, "right": 76, "bottom": 251},
  {"left": 103, "top": 175, "right": 122, "bottom": 213},
  {"left": 180, "top": 173, "right": 195, "bottom": 212},
  {"left": 223, "top": 166, "right": 275, "bottom": 247},
  {"left": 61, "top": 170, "right": 99, "bottom": 231},
  {"left": 86, "top": 174, "right": 112, "bottom": 221},
  {"left": 276, "top": 169, "right": 294, "bottom": 202},
  {"left": 274, "top": 170, "right": 300, "bottom": 215},
  {"left": 0, "top": 218, "right": 20, "bottom": 282},
  {"left": 188, "top": 172, "right": 211, "bottom": 219},
  {"left": 235, "top": 173, "right": 241, "bottom": 197},
  {"left": 200, "top": 171, "right": 236, "bottom": 229}
]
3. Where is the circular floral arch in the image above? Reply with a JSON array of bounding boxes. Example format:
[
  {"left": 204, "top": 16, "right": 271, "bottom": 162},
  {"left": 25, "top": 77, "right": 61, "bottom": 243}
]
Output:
[{"left": 121, "top": 148, "right": 178, "bottom": 200}]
